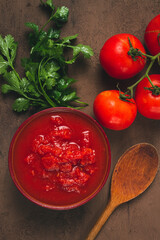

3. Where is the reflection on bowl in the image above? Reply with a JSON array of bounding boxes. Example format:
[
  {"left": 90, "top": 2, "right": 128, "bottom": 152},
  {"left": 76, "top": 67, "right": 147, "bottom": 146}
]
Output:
[{"left": 8, "top": 107, "right": 111, "bottom": 210}]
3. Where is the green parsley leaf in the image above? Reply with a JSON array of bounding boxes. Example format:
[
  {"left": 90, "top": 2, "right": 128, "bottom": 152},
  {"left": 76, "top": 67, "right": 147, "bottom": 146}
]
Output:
[
  {"left": 1, "top": 84, "right": 14, "bottom": 94},
  {"left": 0, "top": 55, "right": 9, "bottom": 74},
  {"left": 47, "top": 28, "right": 60, "bottom": 39},
  {"left": 66, "top": 44, "right": 94, "bottom": 64},
  {"left": 40, "top": 0, "right": 55, "bottom": 11},
  {"left": 61, "top": 91, "right": 77, "bottom": 103},
  {"left": 73, "top": 44, "right": 94, "bottom": 59},
  {"left": 27, "top": 84, "right": 41, "bottom": 98},
  {"left": 0, "top": 34, "right": 18, "bottom": 63},
  {"left": 45, "top": 60, "right": 60, "bottom": 72},
  {"left": 19, "top": 77, "right": 30, "bottom": 92},
  {"left": 52, "top": 6, "right": 69, "bottom": 27},
  {"left": 0, "top": 35, "right": 10, "bottom": 58},
  {"left": 46, "top": 77, "right": 56, "bottom": 90},
  {"left": 4, "top": 71, "right": 20, "bottom": 90},
  {"left": 25, "top": 22, "right": 39, "bottom": 33},
  {"left": 56, "top": 77, "right": 76, "bottom": 91},
  {"left": 62, "top": 34, "right": 78, "bottom": 44},
  {"left": 51, "top": 89, "right": 62, "bottom": 102},
  {"left": 12, "top": 98, "right": 30, "bottom": 112}
]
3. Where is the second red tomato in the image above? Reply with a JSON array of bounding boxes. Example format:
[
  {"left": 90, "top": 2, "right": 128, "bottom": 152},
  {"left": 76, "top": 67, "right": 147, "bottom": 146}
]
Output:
[
  {"left": 135, "top": 74, "right": 160, "bottom": 119},
  {"left": 99, "top": 33, "right": 146, "bottom": 79},
  {"left": 144, "top": 14, "right": 160, "bottom": 55},
  {"left": 93, "top": 90, "right": 137, "bottom": 130}
]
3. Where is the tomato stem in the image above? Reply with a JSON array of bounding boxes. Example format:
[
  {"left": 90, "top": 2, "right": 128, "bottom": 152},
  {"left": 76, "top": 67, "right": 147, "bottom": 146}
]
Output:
[{"left": 121, "top": 51, "right": 160, "bottom": 99}]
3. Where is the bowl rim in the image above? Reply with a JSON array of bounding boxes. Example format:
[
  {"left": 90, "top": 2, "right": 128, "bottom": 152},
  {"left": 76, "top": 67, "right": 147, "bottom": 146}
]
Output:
[{"left": 8, "top": 107, "right": 111, "bottom": 210}]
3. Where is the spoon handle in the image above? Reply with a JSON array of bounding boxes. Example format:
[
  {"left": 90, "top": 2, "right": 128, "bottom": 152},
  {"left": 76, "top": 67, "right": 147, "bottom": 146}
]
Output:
[{"left": 86, "top": 200, "right": 117, "bottom": 240}]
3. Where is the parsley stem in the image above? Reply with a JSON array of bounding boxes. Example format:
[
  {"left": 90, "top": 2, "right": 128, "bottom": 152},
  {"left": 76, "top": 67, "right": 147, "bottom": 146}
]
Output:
[
  {"left": 38, "top": 58, "right": 57, "bottom": 107},
  {"left": 75, "top": 100, "right": 88, "bottom": 106},
  {"left": 39, "top": 16, "right": 53, "bottom": 33}
]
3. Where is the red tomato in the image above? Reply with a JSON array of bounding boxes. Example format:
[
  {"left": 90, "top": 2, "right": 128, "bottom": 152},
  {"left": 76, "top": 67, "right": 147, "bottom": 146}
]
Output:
[
  {"left": 144, "top": 14, "right": 160, "bottom": 55},
  {"left": 135, "top": 74, "right": 160, "bottom": 119},
  {"left": 99, "top": 33, "right": 146, "bottom": 79},
  {"left": 93, "top": 90, "right": 137, "bottom": 130}
]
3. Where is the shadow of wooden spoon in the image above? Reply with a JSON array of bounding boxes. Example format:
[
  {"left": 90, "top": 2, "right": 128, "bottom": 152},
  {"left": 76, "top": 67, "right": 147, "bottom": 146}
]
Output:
[{"left": 86, "top": 143, "right": 159, "bottom": 240}]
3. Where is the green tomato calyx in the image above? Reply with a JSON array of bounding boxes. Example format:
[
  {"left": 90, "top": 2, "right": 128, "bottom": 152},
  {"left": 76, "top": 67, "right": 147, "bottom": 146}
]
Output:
[
  {"left": 127, "top": 37, "right": 145, "bottom": 61},
  {"left": 144, "top": 85, "right": 160, "bottom": 96}
]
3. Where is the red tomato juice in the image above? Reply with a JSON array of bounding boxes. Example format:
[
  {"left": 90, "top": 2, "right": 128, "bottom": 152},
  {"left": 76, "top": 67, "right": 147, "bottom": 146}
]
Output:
[{"left": 9, "top": 108, "right": 110, "bottom": 209}]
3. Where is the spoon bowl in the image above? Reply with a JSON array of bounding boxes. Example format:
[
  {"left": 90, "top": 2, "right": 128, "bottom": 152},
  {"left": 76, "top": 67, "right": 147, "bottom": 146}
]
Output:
[{"left": 86, "top": 143, "right": 159, "bottom": 240}]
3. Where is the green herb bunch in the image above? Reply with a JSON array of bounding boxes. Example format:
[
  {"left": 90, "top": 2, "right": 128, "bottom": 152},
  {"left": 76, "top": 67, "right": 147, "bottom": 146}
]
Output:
[{"left": 0, "top": 0, "right": 93, "bottom": 112}]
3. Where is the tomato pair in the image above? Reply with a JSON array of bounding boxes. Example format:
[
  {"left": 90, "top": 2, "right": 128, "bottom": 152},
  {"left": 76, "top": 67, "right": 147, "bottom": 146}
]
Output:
[
  {"left": 94, "top": 75, "right": 160, "bottom": 130},
  {"left": 136, "top": 16, "right": 160, "bottom": 120},
  {"left": 97, "top": 33, "right": 142, "bottom": 130}
]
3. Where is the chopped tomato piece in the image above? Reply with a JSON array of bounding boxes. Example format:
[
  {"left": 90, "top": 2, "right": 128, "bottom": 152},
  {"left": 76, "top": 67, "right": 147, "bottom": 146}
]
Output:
[
  {"left": 59, "top": 163, "right": 72, "bottom": 173},
  {"left": 81, "top": 130, "right": 90, "bottom": 147},
  {"left": 25, "top": 153, "right": 37, "bottom": 164},
  {"left": 50, "top": 115, "right": 63, "bottom": 125},
  {"left": 42, "top": 156, "right": 59, "bottom": 171},
  {"left": 50, "top": 126, "right": 72, "bottom": 139}
]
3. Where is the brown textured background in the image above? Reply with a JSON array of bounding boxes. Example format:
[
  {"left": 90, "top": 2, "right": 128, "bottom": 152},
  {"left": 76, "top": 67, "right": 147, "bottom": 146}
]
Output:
[{"left": 0, "top": 0, "right": 160, "bottom": 239}]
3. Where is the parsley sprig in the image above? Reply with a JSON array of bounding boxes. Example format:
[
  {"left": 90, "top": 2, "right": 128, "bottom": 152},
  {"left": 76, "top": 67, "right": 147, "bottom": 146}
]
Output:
[{"left": 0, "top": 0, "right": 94, "bottom": 112}]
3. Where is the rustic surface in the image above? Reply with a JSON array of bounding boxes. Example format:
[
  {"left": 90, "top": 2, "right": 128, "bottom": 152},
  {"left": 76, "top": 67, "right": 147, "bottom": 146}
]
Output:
[{"left": 0, "top": 0, "right": 160, "bottom": 240}]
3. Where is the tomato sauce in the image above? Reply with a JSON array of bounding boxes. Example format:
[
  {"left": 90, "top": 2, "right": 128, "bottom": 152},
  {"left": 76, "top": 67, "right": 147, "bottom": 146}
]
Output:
[{"left": 10, "top": 109, "right": 110, "bottom": 208}]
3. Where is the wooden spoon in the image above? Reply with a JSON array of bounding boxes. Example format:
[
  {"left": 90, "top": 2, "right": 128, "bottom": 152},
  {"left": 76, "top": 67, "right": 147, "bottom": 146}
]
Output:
[{"left": 86, "top": 143, "right": 159, "bottom": 240}]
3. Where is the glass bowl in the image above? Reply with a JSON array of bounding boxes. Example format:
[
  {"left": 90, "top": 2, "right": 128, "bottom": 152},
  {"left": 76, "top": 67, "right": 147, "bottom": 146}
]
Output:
[{"left": 8, "top": 107, "right": 111, "bottom": 210}]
